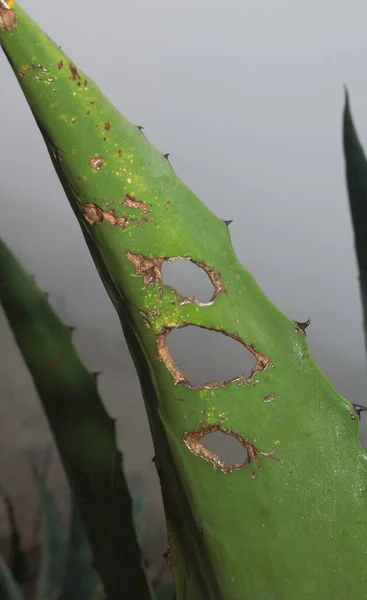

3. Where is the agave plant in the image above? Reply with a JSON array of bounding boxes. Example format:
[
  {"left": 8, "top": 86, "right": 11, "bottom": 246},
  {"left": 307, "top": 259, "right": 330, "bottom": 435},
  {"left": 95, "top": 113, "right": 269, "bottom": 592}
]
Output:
[{"left": 1, "top": 2, "right": 367, "bottom": 598}]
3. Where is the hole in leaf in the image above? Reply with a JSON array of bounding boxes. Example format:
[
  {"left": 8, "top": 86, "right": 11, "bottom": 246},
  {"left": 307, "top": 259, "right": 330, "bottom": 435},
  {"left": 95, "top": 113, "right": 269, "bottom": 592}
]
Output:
[
  {"left": 162, "top": 258, "right": 215, "bottom": 303},
  {"left": 165, "top": 325, "right": 257, "bottom": 387},
  {"left": 202, "top": 431, "right": 248, "bottom": 465}
]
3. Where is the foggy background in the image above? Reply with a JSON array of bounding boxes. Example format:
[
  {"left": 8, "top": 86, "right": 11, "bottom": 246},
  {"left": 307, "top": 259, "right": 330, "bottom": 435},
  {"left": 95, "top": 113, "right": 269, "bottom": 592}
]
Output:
[{"left": 1, "top": 0, "right": 367, "bottom": 569}]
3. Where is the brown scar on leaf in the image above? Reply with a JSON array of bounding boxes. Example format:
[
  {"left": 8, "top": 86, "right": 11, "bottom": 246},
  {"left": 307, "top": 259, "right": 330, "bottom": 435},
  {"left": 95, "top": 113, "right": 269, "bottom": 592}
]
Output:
[
  {"left": 0, "top": 4, "right": 17, "bottom": 30},
  {"left": 82, "top": 204, "right": 130, "bottom": 228},
  {"left": 156, "top": 324, "right": 270, "bottom": 389},
  {"left": 121, "top": 194, "right": 151, "bottom": 214},
  {"left": 125, "top": 252, "right": 165, "bottom": 286},
  {"left": 183, "top": 423, "right": 282, "bottom": 474},
  {"left": 264, "top": 394, "right": 277, "bottom": 403},
  {"left": 89, "top": 156, "right": 104, "bottom": 170},
  {"left": 69, "top": 62, "right": 81, "bottom": 80},
  {"left": 164, "top": 534, "right": 175, "bottom": 568}
]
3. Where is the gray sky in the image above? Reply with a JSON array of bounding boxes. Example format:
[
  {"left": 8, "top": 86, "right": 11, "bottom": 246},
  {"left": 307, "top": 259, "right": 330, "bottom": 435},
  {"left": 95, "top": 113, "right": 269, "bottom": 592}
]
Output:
[{"left": 1, "top": 0, "right": 367, "bottom": 557}]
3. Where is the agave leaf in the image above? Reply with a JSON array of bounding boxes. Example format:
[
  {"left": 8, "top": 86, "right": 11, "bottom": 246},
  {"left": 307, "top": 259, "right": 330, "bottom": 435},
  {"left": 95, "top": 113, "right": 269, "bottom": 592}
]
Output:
[
  {"left": 59, "top": 497, "right": 100, "bottom": 600},
  {"left": 132, "top": 491, "right": 147, "bottom": 547},
  {"left": 0, "top": 236, "right": 152, "bottom": 600},
  {"left": 1, "top": 4, "right": 367, "bottom": 599},
  {"left": 0, "top": 556, "right": 24, "bottom": 600},
  {"left": 33, "top": 470, "right": 66, "bottom": 600},
  {"left": 343, "top": 88, "right": 367, "bottom": 351},
  {"left": 155, "top": 582, "right": 176, "bottom": 600},
  {"left": 0, "top": 489, "right": 28, "bottom": 585}
]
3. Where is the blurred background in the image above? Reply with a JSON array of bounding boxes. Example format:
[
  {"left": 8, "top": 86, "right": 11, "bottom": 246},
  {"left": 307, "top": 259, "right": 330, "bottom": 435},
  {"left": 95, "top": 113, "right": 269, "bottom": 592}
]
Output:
[{"left": 1, "top": 0, "right": 367, "bottom": 573}]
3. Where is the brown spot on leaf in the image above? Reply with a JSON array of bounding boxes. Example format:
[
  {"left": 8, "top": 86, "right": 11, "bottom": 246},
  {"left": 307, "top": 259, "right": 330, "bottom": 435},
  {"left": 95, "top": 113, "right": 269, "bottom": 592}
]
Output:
[
  {"left": 71, "top": 118, "right": 76, "bottom": 124},
  {"left": 121, "top": 194, "right": 150, "bottom": 214},
  {"left": 117, "top": 149, "right": 122, "bottom": 156},
  {"left": 264, "top": 394, "right": 276, "bottom": 403},
  {"left": 69, "top": 62, "right": 81, "bottom": 80},
  {"left": 125, "top": 252, "right": 164, "bottom": 286},
  {"left": 89, "top": 156, "right": 104, "bottom": 170},
  {"left": 156, "top": 324, "right": 270, "bottom": 389},
  {"left": 82, "top": 204, "right": 129, "bottom": 228},
  {"left": 104, "top": 122, "right": 111, "bottom": 130},
  {"left": 183, "top": 423, "right": 282, "bottom": 474},
  {"left": 0, "top": 6, "right": 17, "bottom": 31},
  {"left": 84, "top": 79, "right": 88, "bottom": 87},
  {"left": 57, "top": 60, "right": 64, "bottom": 69}
]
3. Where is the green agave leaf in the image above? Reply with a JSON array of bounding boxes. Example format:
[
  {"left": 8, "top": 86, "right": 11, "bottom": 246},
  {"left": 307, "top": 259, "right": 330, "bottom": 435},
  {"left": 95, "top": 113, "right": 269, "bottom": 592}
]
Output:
[
  {"left": 1, "top": 4, "right": 367, "bottom": 599},
  {"left": 33, "top": 470, "right": 66, "bottom": 600},
  {"left": 0, "top": 234, "right": 151, "bottom": 600},
  {"left": 59, "top": 497, "right": 100, "bottom": 600},
  {"left": 343, "top": 88, "right": 367, "bottom": 354},
  {"left": 0, "top": 556, "right": 24, "bottom": 600}
]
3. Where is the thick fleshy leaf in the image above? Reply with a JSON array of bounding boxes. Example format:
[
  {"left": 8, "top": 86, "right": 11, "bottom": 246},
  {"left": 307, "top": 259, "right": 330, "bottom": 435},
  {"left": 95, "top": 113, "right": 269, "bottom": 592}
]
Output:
[
  {"left": 0, "top": 237, "right": 151, "bottom": 600},
  {"left": 1, "top": 4, "right": 367, "bottom": 599}
]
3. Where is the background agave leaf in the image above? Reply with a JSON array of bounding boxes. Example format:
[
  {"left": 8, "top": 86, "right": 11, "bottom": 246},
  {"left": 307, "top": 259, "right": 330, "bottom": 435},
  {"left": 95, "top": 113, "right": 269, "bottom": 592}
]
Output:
[
  {"left": 59, "top": 496, "right": 101, "bottom": 600},
  {"left": 0, "top": 237, "right": 151, "bottom": 600},
  {"left": 0, "top": 556, "right": 24, "bottom": 600},
  {"left": 343, "top": 88, "right": 367, "bottom": 357},
  {"left": 33, "top": 468, "right": 66, "bottom": 600},
  {"left": 0, "top": 487, "right": 28, "bottom": 586},
  {"left": 132, "top": 491, "right": 147, "bottom": 548},
  {"left": 154, "top": 581, "right": 176, "bottom": 600}
]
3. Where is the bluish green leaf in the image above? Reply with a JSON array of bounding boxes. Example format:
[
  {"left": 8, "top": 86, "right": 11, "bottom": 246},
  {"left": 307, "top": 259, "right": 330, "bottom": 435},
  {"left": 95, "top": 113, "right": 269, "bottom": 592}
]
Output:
[
  {"left": 33, "top": 472, "right": 66, "bottom": 600},
  {"left": 0, "top": 556, "right": 24, "bottom": 600},
  {"left": 155, "top": 581, "right": 176, "bottom": 600},
  {"left": 132, "top": 491, "right": 147, "bottom": 547},
  {"left": 1, "top": 491, "right": 28, "bottom": 585},
  {"left": 59, "top": 497, "right": 100, "bottom": 600}
]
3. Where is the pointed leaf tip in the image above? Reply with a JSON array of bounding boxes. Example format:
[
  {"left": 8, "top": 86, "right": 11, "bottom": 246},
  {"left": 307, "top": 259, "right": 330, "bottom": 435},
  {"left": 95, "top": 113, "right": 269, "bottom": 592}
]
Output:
[{"left": 223, "top": 219, "right": 233, "bottom": 227}]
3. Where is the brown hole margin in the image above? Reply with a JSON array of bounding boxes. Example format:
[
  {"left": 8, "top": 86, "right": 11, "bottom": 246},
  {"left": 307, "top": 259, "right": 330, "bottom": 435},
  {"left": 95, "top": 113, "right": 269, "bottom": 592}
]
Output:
[
  {"left": 125, "top": 251, "right": 225, "bottom": 306},
  {"left": 156, "top": 323, "right": 270, "bottom": 389},
  {"left": 183, "top": 423, "right": 282, "bottom": 474}
]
